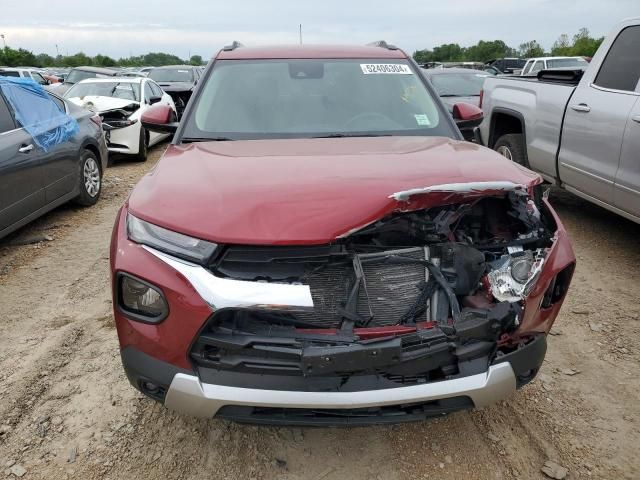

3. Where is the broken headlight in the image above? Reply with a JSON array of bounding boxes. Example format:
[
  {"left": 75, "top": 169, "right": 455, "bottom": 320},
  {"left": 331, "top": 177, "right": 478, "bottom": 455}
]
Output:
[
  {"left": 127, "top": 213, "right": 217, "bottom": 264},
  {"left": 487, "top": 249, "right": 545, "bottom": 302}
]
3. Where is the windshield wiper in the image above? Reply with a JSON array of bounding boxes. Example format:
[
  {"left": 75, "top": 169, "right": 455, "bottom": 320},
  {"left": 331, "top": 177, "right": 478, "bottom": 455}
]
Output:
[
  {"left": 181, "top": 137, "right": 234, "bottom": 143},
  {"left": 313, "top": 133, "right": 392, "bottom": 138}
]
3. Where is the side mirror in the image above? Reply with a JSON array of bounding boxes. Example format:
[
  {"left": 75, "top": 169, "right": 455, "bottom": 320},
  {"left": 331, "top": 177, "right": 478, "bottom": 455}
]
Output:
[
  {"left": 141, "top": 104, "right": 179, "bottom": 134},
  {"left": 452, "top": 102, "right": 483, "bottom": 131},
  {"left": 148, "top": 95, "right": 162, "bottom": 105}
]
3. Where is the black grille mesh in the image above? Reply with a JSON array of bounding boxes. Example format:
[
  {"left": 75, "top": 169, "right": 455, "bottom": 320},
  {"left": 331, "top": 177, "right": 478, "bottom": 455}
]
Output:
[{"left": 295, "top": 247, "right": 428, "bottom": 328}]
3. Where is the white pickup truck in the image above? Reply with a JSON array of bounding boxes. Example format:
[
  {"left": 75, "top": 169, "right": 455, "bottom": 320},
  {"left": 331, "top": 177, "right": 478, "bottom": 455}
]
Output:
[{"left": 478, "top": 17, "right": 640, "bottom": 223}]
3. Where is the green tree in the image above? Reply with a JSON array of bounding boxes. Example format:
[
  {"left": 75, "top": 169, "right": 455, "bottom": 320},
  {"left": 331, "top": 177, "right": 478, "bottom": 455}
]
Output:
[
  {"left": 0, "top": 47, "right": 38, "bottom": 67},
  {"left": 518, "top": 40, "right": 545, "bottom": 58},
  {"left": 412, "top": 49, "right": 434, "bottom": 64},
  {"left": 35, "top": 53, "right": 55, "bottom": 68},
  {"left": 570, "top": 28, "right": 604, "bottom": 56},
  {"left": 465, "top": 40, "right": 515, "bottom": 62},
  {"left": 431, "top": 43, "right": 464, "bottom": 62},
  {"left": 551, "top": 34, "right": 571, "bottom": 56},
  {"left": 93, "top": 54, "right": 117, "bottom": 67},
  {"left": 61, "top": 52, "right": 93, "bottom": 67},
  {"left": 189, "top": 54, "right": 203, "bottom": 66}
]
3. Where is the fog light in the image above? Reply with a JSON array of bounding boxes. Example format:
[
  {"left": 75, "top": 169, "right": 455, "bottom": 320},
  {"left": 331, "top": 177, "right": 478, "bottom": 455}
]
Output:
[
  {"left": 118, "top": 273, "right": 168, "bottom": 322},
  {"left": 141, "top": 381, "right": 160, "bottom": 394}
]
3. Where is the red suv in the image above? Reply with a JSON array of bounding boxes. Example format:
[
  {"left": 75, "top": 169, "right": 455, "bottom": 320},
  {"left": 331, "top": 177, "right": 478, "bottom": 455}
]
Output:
[{"left": 110, "top": 42, "right": 575, "bottom": 425}]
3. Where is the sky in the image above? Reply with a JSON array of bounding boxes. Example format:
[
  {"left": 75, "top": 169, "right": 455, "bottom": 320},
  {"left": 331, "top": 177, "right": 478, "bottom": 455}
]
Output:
[{"left": 1, "top": 0, "right": 638, "bottom": 59}]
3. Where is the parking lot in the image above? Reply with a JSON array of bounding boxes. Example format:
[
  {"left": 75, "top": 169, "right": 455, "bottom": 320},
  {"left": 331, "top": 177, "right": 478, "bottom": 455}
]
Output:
[{"left": 0, "top": 142, "right": 637, "bottom": 480}]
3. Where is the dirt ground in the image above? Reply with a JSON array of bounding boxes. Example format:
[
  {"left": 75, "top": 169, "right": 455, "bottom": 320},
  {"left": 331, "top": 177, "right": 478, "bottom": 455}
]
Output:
[{"left": 0, "top": 143, "right": 638, "bottom": 480}]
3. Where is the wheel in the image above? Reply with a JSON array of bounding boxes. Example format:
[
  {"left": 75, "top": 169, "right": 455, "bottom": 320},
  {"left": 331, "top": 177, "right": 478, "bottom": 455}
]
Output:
[
  {"left": 74, "top": 150, "right": 102, "bottom": 206},
  {"left": 133, "top": 127, "right": 149, "bottom": 162},
  {"left": 494, "top": 134, "right": 528, "bottom": 167}
]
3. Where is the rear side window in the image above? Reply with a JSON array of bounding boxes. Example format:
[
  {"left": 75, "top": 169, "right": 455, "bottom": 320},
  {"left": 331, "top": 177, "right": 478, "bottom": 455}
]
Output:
[
  {"left": 0, "top": 94, "right": 16, "bottom": 133},
  {"left": 594, "top": 26, "right": 640, "bottom": 92},
  {"left": 47, "top": 93, "right": 66, "bottom": 112},
  {"left": 0, "top": 71, "right": 21, "bottom": 78}
]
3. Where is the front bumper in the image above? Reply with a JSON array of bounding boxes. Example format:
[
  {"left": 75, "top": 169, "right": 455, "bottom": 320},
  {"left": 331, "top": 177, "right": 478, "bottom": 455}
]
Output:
[
  {"left": 104, "top": 123, "right": 140, "bottom": 155},
  {"left": 121, "top": 333, "right": 546, "bottom": 425},
  {"left": 164, "top": 362, "right": 516, "bottom": 418}
]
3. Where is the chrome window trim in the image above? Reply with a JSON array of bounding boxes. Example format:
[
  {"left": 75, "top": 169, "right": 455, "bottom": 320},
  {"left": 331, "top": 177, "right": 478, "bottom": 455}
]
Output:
[{"left": 590, "top": 83, "right": 640, "bottom": 96}]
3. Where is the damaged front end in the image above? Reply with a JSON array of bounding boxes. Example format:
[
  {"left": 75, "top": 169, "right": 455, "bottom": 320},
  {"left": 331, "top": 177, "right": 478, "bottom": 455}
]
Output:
[
  {"left": 188, "top": 186, "right": 574, "bottom": 405},
  {"left": 98, "top": 103, "right": 139, "bottom": 148}
]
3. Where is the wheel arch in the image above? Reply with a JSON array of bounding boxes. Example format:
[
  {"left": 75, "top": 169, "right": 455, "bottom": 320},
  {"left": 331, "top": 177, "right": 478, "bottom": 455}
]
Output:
[
  {"left": 80, "top": 139, "right": 103, "bottom": 171},
  {"left": 488, "top": 108, "right": 527, "bottom": 150}
]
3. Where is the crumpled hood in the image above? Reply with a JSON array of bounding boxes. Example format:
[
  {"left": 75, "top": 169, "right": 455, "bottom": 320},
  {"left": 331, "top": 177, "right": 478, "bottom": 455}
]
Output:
[
  {"left": 156, "top": 82, "right": 194, "bottom": 92},
  {"left": 128, "top": 136, "right": 541, "bottom": 245},
  {"left": 66, "top": 95, "right": 139, "bottom": 113}
]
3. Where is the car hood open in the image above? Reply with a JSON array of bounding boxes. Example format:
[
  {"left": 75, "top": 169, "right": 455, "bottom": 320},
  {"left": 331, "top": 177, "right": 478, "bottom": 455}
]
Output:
[{"left": 128, "top": 136, "right": 541, "bottom": 245}]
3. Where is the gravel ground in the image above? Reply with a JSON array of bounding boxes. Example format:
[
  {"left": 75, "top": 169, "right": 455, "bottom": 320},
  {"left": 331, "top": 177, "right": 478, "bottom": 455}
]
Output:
[{"left": 0, "top": 143, "right": 638, "bottom": 479}]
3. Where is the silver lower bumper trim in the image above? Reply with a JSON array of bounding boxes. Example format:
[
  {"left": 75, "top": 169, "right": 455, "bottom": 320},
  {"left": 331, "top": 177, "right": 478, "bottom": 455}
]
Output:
[{"left": 163, "top": 363, "right": 517, "bottom": 418}]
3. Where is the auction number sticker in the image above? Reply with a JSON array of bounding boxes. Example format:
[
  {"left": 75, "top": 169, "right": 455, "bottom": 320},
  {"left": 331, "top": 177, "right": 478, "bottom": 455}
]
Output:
[{"left": 360, "top": 64, "right": 413, "bottom": 74}]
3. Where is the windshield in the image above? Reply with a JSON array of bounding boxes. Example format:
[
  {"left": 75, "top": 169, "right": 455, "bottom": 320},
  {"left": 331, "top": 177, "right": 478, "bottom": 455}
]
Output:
[
  {"left": 64, "top": 81, "right": 140, "bottom": 102},
  {"left": 547, "top": 58, "right": 588, "bottom": 68},
  {"left": 148, "top": 68, "right": 194, "bottom": 83},
  {"left": 429, "top": 72, "right": 489, "bottom": 97},
  {"left": 182, "top": 59, "right": 453, "bottom": 140},
  {"left": 66, "top": 69, "right": 113, "bottom": 84},
  {"left": 505, "top": 59, "right": 526, "bottom": 68}
]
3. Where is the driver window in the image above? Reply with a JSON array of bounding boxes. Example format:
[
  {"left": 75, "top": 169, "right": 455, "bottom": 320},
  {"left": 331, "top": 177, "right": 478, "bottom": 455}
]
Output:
[
  {"left": 31, "top": 73, "right": 47, "bottom": 85},
  {"left": 144, "top": 82, "right": 154, "bottom": 103},
  {"left": 531, "top": 61, "right": 543, "bottom": 73},
  {"left": 150, "top": 81, "right": 163, "bottom": 97}
]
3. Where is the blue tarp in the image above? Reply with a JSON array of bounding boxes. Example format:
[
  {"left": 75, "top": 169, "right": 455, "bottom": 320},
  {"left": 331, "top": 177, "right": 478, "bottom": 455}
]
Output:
[{"left": 0, "top": 76, "right": 79, "bottom": 152}]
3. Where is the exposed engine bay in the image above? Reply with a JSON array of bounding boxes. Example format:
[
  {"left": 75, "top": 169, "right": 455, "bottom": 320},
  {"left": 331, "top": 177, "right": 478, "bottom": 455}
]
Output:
[{"left": 190, "top": 189, "right": 556, "bottom": 386}]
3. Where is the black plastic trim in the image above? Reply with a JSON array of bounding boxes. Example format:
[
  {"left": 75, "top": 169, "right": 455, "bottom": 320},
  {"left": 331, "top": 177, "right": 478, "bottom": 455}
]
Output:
[
  {"left": 492, "top": 333, "right": 546, "bottom": 387},
  {"left": 120, "top": 346, "right": 192, "bottom": 402}
]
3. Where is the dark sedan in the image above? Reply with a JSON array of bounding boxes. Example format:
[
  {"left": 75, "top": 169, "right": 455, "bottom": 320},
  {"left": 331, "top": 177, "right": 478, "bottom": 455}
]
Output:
[
  {"left": 0, "top": 84, "right": 108, "bottom": 239},
  {"left": 421, "top": 67, "right": 490, "bottom": 140},
  {"left": 52, "top": 66, "right": 120, "bottom": 95},
  {"left": 148, "top": 65, "right": 201, "bottom": 119}
]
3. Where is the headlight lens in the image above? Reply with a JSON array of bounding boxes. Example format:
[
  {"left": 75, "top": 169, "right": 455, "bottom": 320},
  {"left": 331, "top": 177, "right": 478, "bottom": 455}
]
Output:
[
  {"left": 119, "top": 274, "right": 168, "bottom": 322},
  {"left": 127, "top": 213, "right": 217, "bottom": 264},
  {"left": 120, "top": 274, "right": 169, "bottom": 322}
]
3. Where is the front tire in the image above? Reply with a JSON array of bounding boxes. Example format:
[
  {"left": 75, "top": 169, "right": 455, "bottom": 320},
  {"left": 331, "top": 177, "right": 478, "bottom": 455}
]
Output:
[
  {"left": 494, "top": 134, "right": 528, "bottom": 168},
  {"left": 75, "top": 150, "right": 102, "bottom": 206},
  {"left": 134, "top": 127, "right": 149, "bottom": 162}
]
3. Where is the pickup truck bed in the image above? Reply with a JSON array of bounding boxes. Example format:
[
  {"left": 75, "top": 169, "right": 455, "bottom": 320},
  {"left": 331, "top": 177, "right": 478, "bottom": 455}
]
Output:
[{"left": 478, "top": 18, "right": 640, "bottom": 223}]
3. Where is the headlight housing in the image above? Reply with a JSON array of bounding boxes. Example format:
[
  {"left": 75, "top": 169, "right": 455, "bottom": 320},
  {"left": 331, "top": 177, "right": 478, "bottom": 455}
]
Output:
[
  {"left": 118, "top": 273, "right": 168, "bottom": 323},
  {"left": 127, "top": 213, "right": 217, "bottom": 264}
]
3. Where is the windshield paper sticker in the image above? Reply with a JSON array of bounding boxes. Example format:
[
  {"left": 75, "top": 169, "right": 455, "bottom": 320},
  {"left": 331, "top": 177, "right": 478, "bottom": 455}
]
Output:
[
  {"left": 414, "top": 114, "right": 431, "bottom": 126},
  {"left": 360, "top": 64, "right": 413, "bottom": 75}
]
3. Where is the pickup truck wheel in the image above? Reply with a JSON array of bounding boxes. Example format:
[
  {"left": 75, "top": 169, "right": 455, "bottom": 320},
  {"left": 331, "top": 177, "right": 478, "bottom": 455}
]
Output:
[{"left": 494, "top": 134, "right": 528, "bottom": 168}]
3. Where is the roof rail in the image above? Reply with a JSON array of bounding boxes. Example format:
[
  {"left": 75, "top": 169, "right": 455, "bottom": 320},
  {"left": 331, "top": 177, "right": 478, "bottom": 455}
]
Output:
[
  {"left": 366, "top": 40, "right": 399, "bottom": 51},
  {"left": 222, "top": 41, "right": 244, "bottom": 51}
]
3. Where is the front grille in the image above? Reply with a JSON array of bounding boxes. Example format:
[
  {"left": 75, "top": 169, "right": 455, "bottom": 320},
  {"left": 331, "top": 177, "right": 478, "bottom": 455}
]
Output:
[
  {"left": 283, "top": 247, "right": 429, "bottom": 328},
  {"left": 216, "top": 396, "right": 473, "bottom": 425}
]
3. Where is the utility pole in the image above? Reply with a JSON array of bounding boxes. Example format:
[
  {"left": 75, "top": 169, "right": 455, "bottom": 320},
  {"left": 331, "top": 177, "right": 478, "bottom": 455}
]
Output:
[
  {"left": 55, "top": 44, "right": 59, "bottom": 57},
  {"left": 299, "top": 24, "right": 302, "bottom": 45},
  {"left": 1, "top": 34, "right": 6, "bottom": 49}
]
